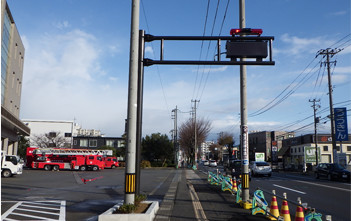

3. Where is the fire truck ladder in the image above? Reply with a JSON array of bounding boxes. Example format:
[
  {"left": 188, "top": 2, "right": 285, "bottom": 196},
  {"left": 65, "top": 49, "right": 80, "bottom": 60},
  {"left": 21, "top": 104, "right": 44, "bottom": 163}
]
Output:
[{"left": 33, "top": 148, "right": 113, "bottom": 156}]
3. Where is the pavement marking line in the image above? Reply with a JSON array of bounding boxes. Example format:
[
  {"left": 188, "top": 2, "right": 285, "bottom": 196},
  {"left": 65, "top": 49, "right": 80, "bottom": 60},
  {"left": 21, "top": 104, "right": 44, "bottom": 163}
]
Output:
[
  {"left": 273, "top": 184, "right": 307, "bottom": 194},
  {"left": 59, "top": 200, "right": 66, "bottom": 221},
  {"left": 9, "top": 212, "right": 57, "bottom": 221},
  {"left": 1, "top": 200, "right": 65, "bottom": 221},
  {"left": 15, "top": 208, "right": 60, "bottom": 216},
  {"left": 1, "top": 201, "right": 22, "bottom": 220},
  {"left": 294, "top": 180, "right": 351, "bottom": 192}
]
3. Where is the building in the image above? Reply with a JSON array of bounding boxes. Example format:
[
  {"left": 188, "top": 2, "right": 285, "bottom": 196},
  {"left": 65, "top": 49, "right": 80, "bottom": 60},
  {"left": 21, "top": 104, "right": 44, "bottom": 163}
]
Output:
[
  {"left": 73, "top": 136, "right": 124, "bottom": 149},
  {"left": 248, "top": 131, "right": 295, "bottom": 162},
  {"left": 1, "top": 0, "right": 30, "bottom": 155},
  {"left": 200, "top": 141, "right": 214, "bottom": 160},
  {"left": 280, "top": 134, "right": 351, "bottom": 171},
  {"left": 23, "top": 120, "right": 78, "bottom": 148}
]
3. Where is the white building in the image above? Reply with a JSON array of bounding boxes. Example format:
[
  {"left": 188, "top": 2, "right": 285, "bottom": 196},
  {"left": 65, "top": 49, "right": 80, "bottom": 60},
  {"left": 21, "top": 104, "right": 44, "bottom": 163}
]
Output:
[{"left": 23, "top": 120, "right": 78, "bottom": 148}]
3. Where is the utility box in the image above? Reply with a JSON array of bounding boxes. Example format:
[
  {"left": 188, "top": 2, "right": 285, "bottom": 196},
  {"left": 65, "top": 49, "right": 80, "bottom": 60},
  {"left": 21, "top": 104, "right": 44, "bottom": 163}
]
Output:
[{"left": 226, "top": 41, "right": 268, "bottom": 60}]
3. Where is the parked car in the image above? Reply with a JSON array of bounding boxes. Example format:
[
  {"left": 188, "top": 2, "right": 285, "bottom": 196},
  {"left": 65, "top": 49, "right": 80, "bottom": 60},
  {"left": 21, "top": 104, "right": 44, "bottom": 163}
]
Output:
[
  {"left": 250, "top": 161, "right": 272, "bottom": 177},
  {"left": 225, "top": 159, "right": 251, "bottom": 180},
  {"left": 203, "top": 160, "right": 209, "bottom": 166},
  {"left": 209, "top": 160, "right": 217, "bottom": 167},
  {"left": 315, "top": 163, "right": 350, "bottom": 182}
]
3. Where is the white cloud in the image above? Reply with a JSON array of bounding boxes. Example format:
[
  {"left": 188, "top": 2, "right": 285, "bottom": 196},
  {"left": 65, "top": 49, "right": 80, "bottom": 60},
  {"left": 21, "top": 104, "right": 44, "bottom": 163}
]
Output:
[
  {"left": 54, "top": 21, "right": 70, "bottom": 29},
  {"left": 20, "top": 29, "right": 128, "bottom": 136},
  {"left": 193, "top": 66, "right": 228, "bottom": 73},
  {"left": 145, "top": 46, "right": 154, "bottom": 54},
  {"left": 278, "top": 34, "right": 333, "bottom": 56}
]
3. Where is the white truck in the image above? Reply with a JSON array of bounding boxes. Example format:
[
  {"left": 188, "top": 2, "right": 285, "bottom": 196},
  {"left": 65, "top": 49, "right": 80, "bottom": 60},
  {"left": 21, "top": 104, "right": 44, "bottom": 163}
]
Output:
[{"left": 1, "top": 151, "right": 23, "bottom": 178}]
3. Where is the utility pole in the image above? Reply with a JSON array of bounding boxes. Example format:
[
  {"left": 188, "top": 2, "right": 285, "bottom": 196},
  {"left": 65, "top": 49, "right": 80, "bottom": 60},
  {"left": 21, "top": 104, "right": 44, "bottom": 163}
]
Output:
[
  {"left": 239, "top": 0, "right": 250, "bottom": 204},
  {"left": 192, "top": 99, "right": 200, "bottom": 168},
  {"left": 172, "top": 106, "right": 178, "bottom": 168},
  {"left": 316, "top": 48, "right": 342, "bottom": 162},
  {"left": 309, "top": 98, "right": 320, "bottom": 165},
  {"left": 125, "top": 0, "right": 140, "bottom": 205}
]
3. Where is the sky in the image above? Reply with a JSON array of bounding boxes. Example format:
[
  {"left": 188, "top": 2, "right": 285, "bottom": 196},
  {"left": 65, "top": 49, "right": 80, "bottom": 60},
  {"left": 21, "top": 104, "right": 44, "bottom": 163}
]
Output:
[{"left": 8, "top": 0, "right": 351, "bottom": 142}]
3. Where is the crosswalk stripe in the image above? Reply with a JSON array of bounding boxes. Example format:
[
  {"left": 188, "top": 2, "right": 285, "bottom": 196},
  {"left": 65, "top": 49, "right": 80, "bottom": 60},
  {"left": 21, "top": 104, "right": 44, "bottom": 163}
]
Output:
[{"left": 1, "top": 201, "right": 65, "bottom": 221}]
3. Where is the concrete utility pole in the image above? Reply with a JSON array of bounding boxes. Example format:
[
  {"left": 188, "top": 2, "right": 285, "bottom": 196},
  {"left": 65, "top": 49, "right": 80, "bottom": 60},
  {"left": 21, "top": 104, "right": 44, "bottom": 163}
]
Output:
[
  {"left": 239, "top": 0, "right": 250, "bottom": 204},
  {"left": 125, "top": 0, "right": 140, "bottom": 205},
  {"left": 309, "top": 98, "right": 320, "bottom": 165},
  {"left": 192, "top": 99, "right": 200, "bottom": 168},
  {"left": 172, "top": 106, "right": 178, "bottom": 168},
  {"left": 316, "top": 48, "right": 342, "bottom": 162}
]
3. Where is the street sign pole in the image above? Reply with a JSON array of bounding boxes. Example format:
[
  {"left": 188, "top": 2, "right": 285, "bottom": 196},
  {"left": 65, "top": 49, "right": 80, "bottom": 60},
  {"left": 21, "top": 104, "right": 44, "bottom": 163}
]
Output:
[{"left": 239, "top": 0, "right": 250, "bottom": 204}]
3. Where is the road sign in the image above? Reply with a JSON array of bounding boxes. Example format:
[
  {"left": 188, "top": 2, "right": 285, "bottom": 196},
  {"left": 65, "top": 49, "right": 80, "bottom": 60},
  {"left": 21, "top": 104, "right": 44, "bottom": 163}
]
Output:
[{"left": 334, "top": 107, "right": 348, "bottom": 141}]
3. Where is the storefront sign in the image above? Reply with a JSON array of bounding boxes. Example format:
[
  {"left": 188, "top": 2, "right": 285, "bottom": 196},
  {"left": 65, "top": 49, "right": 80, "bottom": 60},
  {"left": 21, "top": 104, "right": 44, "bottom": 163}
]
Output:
[
  {"left": 304, "top": 146, "right": 321, "bottom": 163},
  {"left": 334, "top": 107, "right": 348, "bottom": 141}
]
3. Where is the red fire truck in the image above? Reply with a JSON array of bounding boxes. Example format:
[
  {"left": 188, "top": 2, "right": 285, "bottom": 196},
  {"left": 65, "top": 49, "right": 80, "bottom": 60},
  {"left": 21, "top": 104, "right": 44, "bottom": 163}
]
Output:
[
  {"left": 26, "top": 147, "right": 113, "bottom": 171},
  {"left": 103, "top": 156, "right": 119, "bottom": 168}
]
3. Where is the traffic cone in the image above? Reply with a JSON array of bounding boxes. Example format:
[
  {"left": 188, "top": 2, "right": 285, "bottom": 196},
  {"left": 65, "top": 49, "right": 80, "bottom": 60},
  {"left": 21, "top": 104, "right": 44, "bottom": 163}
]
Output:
[
  {"left": 267, "top": 190, "right": 279, "bottom": 220},
  {"left": 280, "top": 193, "right": 291, "bottom": 221},
  {"left": 295, "top": 198, "right": 305, "bottom": 221},
  {"left": 232, "top": 177, "right": 238, "bottom": 192}
]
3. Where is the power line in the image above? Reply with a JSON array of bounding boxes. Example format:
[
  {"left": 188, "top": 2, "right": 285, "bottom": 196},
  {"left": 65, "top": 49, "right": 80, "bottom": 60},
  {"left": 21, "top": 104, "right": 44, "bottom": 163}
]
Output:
[
  {"left": 192, "top": 0, "right": 211, "bottom": 100},
  {"left": 140, "top": 0, "right": 170, "bottom": 112},
  {"left": 249, "top": 34, "right": 351, "bottom": 118}
]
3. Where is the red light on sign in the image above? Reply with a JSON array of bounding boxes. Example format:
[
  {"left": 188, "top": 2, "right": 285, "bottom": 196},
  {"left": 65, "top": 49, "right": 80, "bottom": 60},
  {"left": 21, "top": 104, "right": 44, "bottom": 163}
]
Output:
[{"left": 230, "top": 28, "right": 263, "bottom": 36}]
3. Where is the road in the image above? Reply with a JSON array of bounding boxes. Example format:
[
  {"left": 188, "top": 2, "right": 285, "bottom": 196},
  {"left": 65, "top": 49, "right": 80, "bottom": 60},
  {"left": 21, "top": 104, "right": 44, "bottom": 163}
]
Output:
[
  {"left": 2, "top": 166, "right": 350, "bottom": 221},
  {"left": 200, "top": 164, "right": 351, "bottom": 221},
  {"left": 1, "top": 168, "right": 173, "bottom": 221}
]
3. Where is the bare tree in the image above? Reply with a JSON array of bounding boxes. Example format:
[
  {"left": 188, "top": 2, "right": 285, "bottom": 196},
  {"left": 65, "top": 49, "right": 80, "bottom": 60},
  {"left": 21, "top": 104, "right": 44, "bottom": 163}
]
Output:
[
  {"left": 178, "top": 117, "right": 211, "bottom": 164},
  {"left": 31, "top": 131, "right": 70, "bottom": 148},
  {"left": 217, "top": 131, "right": 236, "bottom": 159},
  {"left": 217, "top": 132, "right": 235, "bottom": 147}
]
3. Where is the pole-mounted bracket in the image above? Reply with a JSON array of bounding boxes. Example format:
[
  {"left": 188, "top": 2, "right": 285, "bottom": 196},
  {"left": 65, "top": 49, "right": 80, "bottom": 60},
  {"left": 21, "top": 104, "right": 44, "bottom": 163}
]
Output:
[{"left": 143, "top": 33, "right": 275, "bottom": 66}]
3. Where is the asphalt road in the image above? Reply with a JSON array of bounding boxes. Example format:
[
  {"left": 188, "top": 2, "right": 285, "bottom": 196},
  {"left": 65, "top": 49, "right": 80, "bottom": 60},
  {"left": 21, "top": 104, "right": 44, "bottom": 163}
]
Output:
[
  {"left": 1, "top": 167, "right": 173, "bottom": 221},
  {"left": 2, "top": 166, "right": 350, "bottom": 221},
  {"left": 200, "top": 164, "right": 351, "bottom": 221}
]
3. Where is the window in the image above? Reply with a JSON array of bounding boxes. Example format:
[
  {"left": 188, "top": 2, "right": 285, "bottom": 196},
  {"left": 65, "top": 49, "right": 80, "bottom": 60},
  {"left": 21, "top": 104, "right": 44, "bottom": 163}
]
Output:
[
  {"left": 73, "top": 140, "right": 77, "bottom": 145},
  {"left": 347, "top": 146, "right": 351, "bottom": 151},
  {"left": 323, "top": 146, "right": 328, "bottom": 151},
  {"left": 80, "top": 139, "right": 88, "bottom": 147},
  {"left": 65, "top": 133, "right": 72, "bottom": 137},
  {"left": 106, "top": 140, "right": 114, "bottom": 147},
  {"left": 336, "top": 146, "right": 340, "bottom": 151},
  {"left": 49, "top": 132, "right": 57, "bottom": 137},
  {"left": 89, "top": 140, "right": 97, "bottom": 147}
]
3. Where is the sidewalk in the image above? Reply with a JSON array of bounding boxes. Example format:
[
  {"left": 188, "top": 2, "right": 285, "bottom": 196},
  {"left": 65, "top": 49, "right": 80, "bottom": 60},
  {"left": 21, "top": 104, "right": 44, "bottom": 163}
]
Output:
[{"left": 155, "top": 168, "right": 268, "bottom": 221}]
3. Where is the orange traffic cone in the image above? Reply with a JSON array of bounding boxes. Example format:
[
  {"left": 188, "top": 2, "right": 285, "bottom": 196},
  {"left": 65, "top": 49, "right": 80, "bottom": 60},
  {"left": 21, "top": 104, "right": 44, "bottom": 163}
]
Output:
[
  {"left": 232, "top": 177, "right": 238, "bottom": 192},
  {"left": 295, "top": 198, "right": 305, "bottom": 221},
  {"left": 280, "top": 193, "right": 291, "bottom": 221},
  {"left": 267, "top": 190, "right": 279, "bottom": 220}
]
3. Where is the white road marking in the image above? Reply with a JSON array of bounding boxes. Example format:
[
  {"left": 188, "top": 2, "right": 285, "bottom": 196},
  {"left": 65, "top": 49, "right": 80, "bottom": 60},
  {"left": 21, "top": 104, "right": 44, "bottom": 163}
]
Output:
[
  {"left": 294, "top": 180, "right": 351, "bottom": 192},
  {"left": 1, "top": 200, "right": 65, "bottom": 221},
  {"left": 273, "top": 184, "right": 307, "bottom": 194}
]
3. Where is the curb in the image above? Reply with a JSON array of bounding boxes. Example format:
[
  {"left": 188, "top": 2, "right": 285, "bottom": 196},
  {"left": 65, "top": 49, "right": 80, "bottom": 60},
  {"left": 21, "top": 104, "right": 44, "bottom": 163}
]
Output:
[{"left": 98, "top": 201, "right": 159, "bottom": 221}]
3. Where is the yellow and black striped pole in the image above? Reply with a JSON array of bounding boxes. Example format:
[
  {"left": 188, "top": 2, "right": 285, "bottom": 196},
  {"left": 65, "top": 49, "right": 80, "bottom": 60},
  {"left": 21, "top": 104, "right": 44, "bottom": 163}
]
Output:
[
  {"left": 241, "top": 173, "right": 249, "bottom": 189},
  {"left": 125, "top": 173, "right": 136, "bottom": 194}
]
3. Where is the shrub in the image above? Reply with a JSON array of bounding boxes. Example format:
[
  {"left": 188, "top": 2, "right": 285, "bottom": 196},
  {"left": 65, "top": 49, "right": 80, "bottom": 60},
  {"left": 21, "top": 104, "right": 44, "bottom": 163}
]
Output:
[
  {"left": 141, "top": 160, "right": 151, "bottom": 168},
  {"left": 117, "top": 204, "right": 136, "bottom": 214},
  {"left": 135, "top": 194, "right": 147, "bottom": 206}
]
